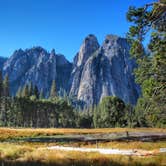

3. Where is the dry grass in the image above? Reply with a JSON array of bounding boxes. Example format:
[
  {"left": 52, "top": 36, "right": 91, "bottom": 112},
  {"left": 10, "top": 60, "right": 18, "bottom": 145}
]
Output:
[
  {"left": 0, "top": 128, "right": 166, "bottom": 165},
  {"left": 0, "top": 143, "right": 34, "bottom": 160},
  {"left": 0, "top": 127, "right": 165, "bottom": 141},
  {"left": 0, "top": 143, "right": 166, "bottom": 166},
  {"left": 23, "top": 149, "right": 166, "bottom": 166},
  {"left": 58, "top": 140, "right": 166, "bottom": 150}
]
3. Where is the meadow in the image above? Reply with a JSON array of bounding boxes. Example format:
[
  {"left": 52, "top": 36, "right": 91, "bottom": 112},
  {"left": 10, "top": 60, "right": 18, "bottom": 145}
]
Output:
[{"left": 0, "top": 128, "right": 166, "bottom": 166}]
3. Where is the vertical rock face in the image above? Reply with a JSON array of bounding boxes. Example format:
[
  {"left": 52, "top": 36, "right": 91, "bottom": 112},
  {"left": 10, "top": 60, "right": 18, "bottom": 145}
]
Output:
[
  {"left": 56, "top": 54, "right": 72, "bottom": 92},
  {"left": 70, "top": 34, "right": 140, "bottom": 106},
  {"left": 69, "top": 34, "right": 100, "bottom": 97},
  {"left": 101, "top": 35, "right": 139, "bottom": 104},
  {"left": 76, "top": 34, "right": 100, "bottom": 67},
  {"left": 3, "top": 47, "right": 71, "bottom": 96}
]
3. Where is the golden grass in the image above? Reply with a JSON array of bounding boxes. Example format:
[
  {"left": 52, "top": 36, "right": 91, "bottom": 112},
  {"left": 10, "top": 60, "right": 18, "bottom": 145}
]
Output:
[
  {"left": 2, "top": 139, "right": 165, "bottom": 151},
  {"left": 0, "top": 127, "right": 165, "bottom": 140},
  {"left": 0, "top": 143, "right": 34, "bottom": 160},
  {"left": 58, "top": 141, "right": 166, "bottom": 150},
  {"left": 0, "top": 143, "right": 165, "bottom": 166},
  {"left": 0, "top": 128, "right": 166, "bottom": 165},
  {"left": 23, "top": 149, "right": 166, "bottom": 166}
]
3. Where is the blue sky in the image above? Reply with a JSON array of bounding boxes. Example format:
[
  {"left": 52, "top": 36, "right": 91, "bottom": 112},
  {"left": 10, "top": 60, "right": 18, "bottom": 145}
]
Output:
[{"left": 0, "top": 0, "right": 153, "bottom": 62}]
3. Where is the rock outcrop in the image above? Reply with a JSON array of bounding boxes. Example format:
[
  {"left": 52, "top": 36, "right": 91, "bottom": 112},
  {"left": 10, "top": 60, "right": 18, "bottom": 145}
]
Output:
[
  {"left": 69, "top": 34, "right": 139, "bottom": 106},
  {"left": 69, "top": 34, "right": 100, "bottom": 97},
  {"left": 3, "top": 47, "right": 72, "bottom": 96}
]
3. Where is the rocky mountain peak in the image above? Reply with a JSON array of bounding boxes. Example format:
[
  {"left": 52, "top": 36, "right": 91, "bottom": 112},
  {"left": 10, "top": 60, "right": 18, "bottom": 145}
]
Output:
[
  {"left": 69, "top": 34, "right": 100, "bottom": 97},
  {"left": 70, "top": 34, "right": 140, "bottom": 107},
  {"left": 28, "top": 46, "right": 46, "bottom": 52},
  {"left": 2, "top": 47, "right": 71, "bottom": 96},
  {"left": 56, "top": 54, "right": 69, "bottom": 66},
  {"left": 84, "top": 34, "right": 98, "bottom": 43},
  {"left": 14, "top": 48, "right": 24, "bottom": 54},
  {"left": 76, "top": 34, "right": 100, "bottom": 67},
  {"left": 102, "top": 34, "right": 130, "bottom": 58},
  {"left": 50, "top": 49, "right": 56, "bottom": 55}
]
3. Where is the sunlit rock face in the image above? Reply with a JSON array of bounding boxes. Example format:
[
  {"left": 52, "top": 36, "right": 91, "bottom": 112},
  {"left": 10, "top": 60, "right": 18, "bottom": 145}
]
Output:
[
  {"left": 69, "top": 34, "right": 100, "bottom": 97},
  {"left": 69, "top": 34, "right": 140, "bottom": 106},
  {"left": 3, "top": 47, "right": 72, "bottom": 96}
]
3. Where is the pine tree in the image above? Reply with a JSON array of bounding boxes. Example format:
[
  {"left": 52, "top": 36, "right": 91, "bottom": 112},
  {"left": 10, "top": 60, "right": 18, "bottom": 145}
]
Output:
[
  {"left": 39, "top": 89, "right": 44, "bottom": 99},
  {"left": 3, "top": 75, "right": 10, "bottom": 97},
  {"left": 127, "top": 1, "right": 166, "bottom": 127},
  {"left": 0, "top": 71, "right": 3, "bottom": 126},
  {"left": 34, "top": 85, "right": 39, "bottom": 99},
  {"left": 50, "top": 80, "right": 57, "bottom": 99},
  {"left": 0, "top": 70, "right": 3, "bottom": 97},
  {"left": 29, "top": 82, "right": 34, "bottom": 96},
  {"left": 22, "top": 84, "right": 29, "bottom": 98},
  {"left": 16, "top": 87, "right": 22, "bottom": 98},
  {"left": 1, "top": 74, "right": 10, "bottom": 126}
]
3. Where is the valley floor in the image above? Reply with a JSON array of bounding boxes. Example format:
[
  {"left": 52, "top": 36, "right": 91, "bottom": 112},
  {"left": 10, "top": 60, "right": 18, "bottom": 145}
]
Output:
[{"left": 0, "top": 128, "right": 166, "bottom": 166}]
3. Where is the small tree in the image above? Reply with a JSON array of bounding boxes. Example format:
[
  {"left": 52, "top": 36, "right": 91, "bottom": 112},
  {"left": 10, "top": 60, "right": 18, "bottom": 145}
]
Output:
[
  {"left": 29, "top": 82, "right": 34, "bottom": 96},
  {"left": 50, "top": 80, "right": 57, "bottom": 99},
  {"left": 39, "top": 89, "right": 44, "bottom": 99},
  {"left": 3, "top": 74, "right": 10, "bottom": 97},
  {"left": 22, "top": 84, "right": 29, "bottom": 98},
  {"left": 34, "top": 85, "right": 39, "bottom": 99},
  {"left": 0, "top": 71, "right": 3, "bottom": 97},
  {"left": 1, "top": 74, "right": 10, "bottom": 126},
  {"left": 16, "top": 87, "right": 22, "bottom": 98}
]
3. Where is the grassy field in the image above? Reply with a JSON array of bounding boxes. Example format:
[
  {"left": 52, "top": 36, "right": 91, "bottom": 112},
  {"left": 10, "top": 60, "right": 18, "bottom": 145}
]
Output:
[
  {"left": 0, "top": 128, "right": 166, "bottom": 166},
  {"left": 0, "top": 127, "right": 165, "bottom": 141}
]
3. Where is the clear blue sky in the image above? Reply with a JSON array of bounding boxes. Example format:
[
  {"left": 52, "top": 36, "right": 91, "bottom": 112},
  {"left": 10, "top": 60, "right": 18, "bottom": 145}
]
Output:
[{"left": 0, "top": 0, "right": 153, "bottom": 62}]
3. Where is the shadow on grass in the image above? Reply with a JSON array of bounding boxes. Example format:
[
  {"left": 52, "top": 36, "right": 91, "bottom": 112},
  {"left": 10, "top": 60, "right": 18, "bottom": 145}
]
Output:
[{"left": 0, "top": 159, "right": 158, "bottom": 166}]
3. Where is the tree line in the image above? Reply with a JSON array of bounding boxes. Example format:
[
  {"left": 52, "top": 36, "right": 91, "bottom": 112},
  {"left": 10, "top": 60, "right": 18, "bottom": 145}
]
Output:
[
  {"left": 0, "top": 73, "right": 75, "bottom": 128},
  {"left": 0, "top": 71, "right": 139, "bottom": 128}
]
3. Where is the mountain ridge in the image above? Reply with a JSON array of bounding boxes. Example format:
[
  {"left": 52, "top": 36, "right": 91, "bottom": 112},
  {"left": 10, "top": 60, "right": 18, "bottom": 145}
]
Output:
[{"left": 0, "top": 34, "right": 140, "bottom": 106}]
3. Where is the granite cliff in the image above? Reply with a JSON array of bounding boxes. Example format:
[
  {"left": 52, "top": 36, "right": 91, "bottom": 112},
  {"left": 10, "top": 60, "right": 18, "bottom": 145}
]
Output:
[
  {"left": 69, "top": 34, "right": 139, "bottom": 106},
  {"left": 2, "top": 47, "right": 72, "bottom": 96},
  {"left": 0, "top": 34, "right": 140, "bottom": 106}
]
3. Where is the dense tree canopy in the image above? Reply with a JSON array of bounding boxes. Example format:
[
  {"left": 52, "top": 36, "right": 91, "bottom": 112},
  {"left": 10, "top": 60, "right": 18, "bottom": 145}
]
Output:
[
  {"left": 127, "top": 0, "right": 166, "bottom": 127},
  {"left": 93, "top": 96, "right": 127, "bottom": 128}
]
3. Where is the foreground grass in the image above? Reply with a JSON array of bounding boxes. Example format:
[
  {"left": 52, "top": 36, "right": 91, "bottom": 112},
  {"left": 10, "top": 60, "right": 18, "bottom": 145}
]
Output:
[
  {"left": 0, "top": 127, "right": 165, "bottom": 141},
  {"left": 0, "top": 128, "right": 166, "bottom": 165},
  {"left": 0, "top": 143, "right": 166, "bottom": 166},
  {"left": 63, "top": 140, "right": 166, "bottom": 150}
]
